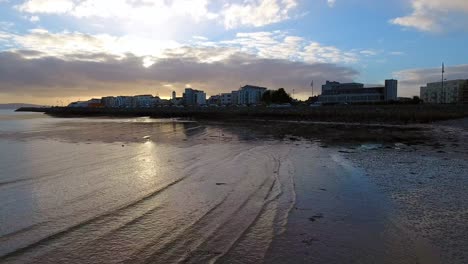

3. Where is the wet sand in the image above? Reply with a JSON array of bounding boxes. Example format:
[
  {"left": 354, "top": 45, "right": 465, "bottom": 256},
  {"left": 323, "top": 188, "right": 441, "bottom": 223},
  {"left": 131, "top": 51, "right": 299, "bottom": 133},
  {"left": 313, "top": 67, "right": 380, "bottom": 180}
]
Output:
[{"left": 1, "top": 112, "right": 467, "bottom": 263}]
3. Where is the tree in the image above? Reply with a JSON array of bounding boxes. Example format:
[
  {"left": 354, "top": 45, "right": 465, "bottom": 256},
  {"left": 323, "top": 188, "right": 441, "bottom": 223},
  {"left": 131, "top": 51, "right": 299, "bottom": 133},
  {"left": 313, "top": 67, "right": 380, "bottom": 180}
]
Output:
[
  {"left": 412, "top": 96, "right": 422, "bottom": 104},
  {"left": 262, "top": 88, "right": 293, "bottom": 104}
]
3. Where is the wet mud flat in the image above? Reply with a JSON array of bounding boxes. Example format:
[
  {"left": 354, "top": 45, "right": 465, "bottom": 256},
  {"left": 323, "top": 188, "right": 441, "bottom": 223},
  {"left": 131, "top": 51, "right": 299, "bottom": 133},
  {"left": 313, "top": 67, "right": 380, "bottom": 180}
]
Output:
[
  {"left": 214, "top": 119, "right": 468, "bottom": 263},
  {"left": 1, "top": 115, "right": 467, "bottom": 263},
  {"left": 338, "top": 119, "right": 468, "bottom": 264}
]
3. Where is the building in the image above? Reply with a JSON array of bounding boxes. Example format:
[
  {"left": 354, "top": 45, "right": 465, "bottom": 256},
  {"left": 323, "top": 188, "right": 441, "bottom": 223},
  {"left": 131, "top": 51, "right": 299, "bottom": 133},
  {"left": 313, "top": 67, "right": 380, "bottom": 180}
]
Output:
[
  {"left": 132, "top": 95, "right": 160, "bottom": 108},
  {"left": 231, "top": 91, "right": 239, "bottom": 105},
  {"left": 385, "top": 79, "right": 398, "bottom": 101},
  {"left": 102, "top": 96, "right": 116, "bottom": 107},
  {"left": 220, "top": 93, "right": 232, "bottom": 105},
  {"left": 172, "top": 91, "right": 177, "bottom": 100},
  {"left": 102, "top": 95, "right": 160, "bottom": 108},
  {"left": 319, "top": 80, "right": 398, "bottom": 103},
  {"left": 171, "top": 97, "right": 183, "bottom": 106},
  {"left": 207, "top": 95, "right": 221, "bottom": 105},
  {"left": 114, "top": 96, "right": 133, "bottom": 108},
  {"left": 183, "top": 88, "right": 206, "bottom": 106},
  {"left": 68, "top": 98, "right": 102, "bottom": 108},
  {"left": 237, "top": 85, "right": 268, "bottom": 105},
  {"left": 462, "top": 82, "right": 468, "bottom": 104},
  {"left": 420, "top": 79, "right": 468, "bottom": 104}
]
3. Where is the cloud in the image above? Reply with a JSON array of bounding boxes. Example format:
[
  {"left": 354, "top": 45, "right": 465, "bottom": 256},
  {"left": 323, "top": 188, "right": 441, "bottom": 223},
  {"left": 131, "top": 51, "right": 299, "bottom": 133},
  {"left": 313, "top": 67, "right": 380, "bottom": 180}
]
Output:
[
  {"left": 29, "top": 15, "right": 40, "bottom": 22},
  {"left": 389, "top": 51, "right": 405, "bottom": 56},
  {"left": 327, "top": 0, "right": 336, "bottom": 8},
  {"left": 4, "top": 29, "right": 362, "bottom": 65},
  {"left": 0, "top": 49, "right": 358, "bottom": 102},
  {"left": 394, "top": 64, "right": 468, "bottom": 97},
  {"left": 222, "top": 0, "right": 298, "bottom": 29},
  {"left": 17, "top": 0, "right": 74, "bottom": 14},
  {"left": 8, "top": 29, "right": 182, "bottom": 59},
  {"left": 390, "top": 0, "right": 468, "bottom": 32},
  {"left": 15, "top": 0, "right": 298, "bottom": 30},
  {"left": 214, "top": 31, "right": 359, "bottom": 64},
  {"left": 359, "top": 50, "right": 379, "bottom": 56}
]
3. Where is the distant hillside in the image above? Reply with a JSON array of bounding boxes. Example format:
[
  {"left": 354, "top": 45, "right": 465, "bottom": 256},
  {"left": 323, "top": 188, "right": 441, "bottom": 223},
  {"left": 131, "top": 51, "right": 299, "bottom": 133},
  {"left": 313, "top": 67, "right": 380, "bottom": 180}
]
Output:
[{"left": 0, "top": 103, "right": 46, "bottom": 109}]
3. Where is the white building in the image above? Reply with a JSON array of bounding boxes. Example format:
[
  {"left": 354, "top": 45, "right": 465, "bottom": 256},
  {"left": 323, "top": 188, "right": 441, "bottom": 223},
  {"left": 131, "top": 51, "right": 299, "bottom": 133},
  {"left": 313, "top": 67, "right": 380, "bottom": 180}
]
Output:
[
  {"left": 237, "top": 85, "right": 267, "bottom": 105},
  {"left": 420, "top": 79, "right": 468, "bottom": 104},
  {"left": 183, "top": 88, "right": 206, "bottom": 106},
  {"left": 132, "top": 95, "right": 160, "bottom": 108}
]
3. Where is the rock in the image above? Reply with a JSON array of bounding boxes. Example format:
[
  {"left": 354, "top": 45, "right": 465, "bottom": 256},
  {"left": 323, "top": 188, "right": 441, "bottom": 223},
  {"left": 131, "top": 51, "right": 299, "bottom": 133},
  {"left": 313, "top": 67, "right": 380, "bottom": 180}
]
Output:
[
  {"left": 309, "top": 214, "right": 324, "bottom": 222},
  {"left": 302, "top": 237, "right": 319, "bottom": 246}
]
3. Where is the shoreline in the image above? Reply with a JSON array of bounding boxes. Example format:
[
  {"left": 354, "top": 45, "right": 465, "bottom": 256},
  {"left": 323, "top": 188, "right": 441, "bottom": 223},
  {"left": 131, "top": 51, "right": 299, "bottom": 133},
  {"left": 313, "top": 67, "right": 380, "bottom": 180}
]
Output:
[{"left": 16, "top": 104, "right": 468, "bottom": 124}]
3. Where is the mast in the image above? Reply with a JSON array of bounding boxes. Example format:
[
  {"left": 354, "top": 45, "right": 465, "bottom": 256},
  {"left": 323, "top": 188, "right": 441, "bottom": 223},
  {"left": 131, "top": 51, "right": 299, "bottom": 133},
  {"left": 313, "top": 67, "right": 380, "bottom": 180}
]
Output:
[
  {"left": 311, "top": 80, "right": 314, "bottom": 97},
  {"left": 442, "top": 62, "right": 445, "bottom": 103}
]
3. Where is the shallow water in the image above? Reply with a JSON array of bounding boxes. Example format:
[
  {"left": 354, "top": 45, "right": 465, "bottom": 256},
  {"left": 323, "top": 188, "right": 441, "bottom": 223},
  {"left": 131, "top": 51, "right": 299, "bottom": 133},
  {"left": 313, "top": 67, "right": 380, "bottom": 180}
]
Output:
[
  {"left": 0, "top": 110, "right": 443, "bottom": 263},
  {"left": 0, "top": 110, "right": 301, "bottom": 263}
]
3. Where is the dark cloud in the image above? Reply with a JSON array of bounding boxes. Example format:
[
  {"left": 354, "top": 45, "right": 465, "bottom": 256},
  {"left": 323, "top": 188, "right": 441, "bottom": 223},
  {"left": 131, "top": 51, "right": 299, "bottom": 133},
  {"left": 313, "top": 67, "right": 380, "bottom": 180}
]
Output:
[{"left": 0, "top": 48, "right": 358, "bottom": 100}]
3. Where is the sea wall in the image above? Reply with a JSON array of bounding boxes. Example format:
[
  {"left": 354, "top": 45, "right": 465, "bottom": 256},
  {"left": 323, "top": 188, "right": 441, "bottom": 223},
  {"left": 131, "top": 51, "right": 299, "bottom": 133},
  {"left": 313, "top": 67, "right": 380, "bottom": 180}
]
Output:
[{"left": 16, "top": 105, "right": 468, "bottom": 124}]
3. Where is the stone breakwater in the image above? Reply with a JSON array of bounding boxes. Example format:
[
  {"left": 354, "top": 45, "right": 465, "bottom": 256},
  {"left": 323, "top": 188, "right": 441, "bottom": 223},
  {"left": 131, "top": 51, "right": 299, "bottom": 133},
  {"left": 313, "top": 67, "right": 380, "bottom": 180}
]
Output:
[{"left": 16, "top": 104, "right": 468, "bottom": 124}]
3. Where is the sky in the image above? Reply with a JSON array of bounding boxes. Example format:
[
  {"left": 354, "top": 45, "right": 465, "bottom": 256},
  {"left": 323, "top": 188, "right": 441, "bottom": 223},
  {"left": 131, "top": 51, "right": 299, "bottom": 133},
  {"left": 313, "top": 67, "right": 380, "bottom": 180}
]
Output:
[{"left": 0, "top": 0, "right": 468, "bottom": 105}]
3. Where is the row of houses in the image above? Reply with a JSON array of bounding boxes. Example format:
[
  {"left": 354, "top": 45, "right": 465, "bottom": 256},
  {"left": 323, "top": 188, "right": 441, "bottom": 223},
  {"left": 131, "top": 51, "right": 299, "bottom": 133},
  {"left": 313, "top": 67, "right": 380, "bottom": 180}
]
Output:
[
  {"left": 185, "top": 85, "right": 267, "bottom": 106},
  {"left": 68, "top": 95, "right": 163, "bottom": 108},
  {"left": 68, "top": 84, "right": 269, "bottom": 108}
]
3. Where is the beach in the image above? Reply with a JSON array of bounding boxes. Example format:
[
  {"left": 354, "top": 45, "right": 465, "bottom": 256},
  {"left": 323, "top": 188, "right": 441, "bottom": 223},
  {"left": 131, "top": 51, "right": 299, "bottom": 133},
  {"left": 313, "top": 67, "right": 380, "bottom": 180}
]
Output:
[{"left": 0, "top": 110, "right": 467, "bottom": 263}]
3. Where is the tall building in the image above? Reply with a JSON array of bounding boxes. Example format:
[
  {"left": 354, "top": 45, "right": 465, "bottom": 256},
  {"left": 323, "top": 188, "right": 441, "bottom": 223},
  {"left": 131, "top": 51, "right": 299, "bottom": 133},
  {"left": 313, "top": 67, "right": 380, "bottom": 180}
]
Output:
[
  {"left": 237, "top": 85, "right": 268, "bottom": 105},
  {"left": 384, "top": 79, "right": 398, "bottom": 101},
  {"left": 319, "top": 80, "right": 398, "bottom": 103},
  {"left": 172, "top": 91, "right": 176, "bottom": 100},
  {"left": 420, "top": 79, "right": 468, "bottom": 104},
  {"left": 183, "top": 88, "right": 206, "bottom": 106}
]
